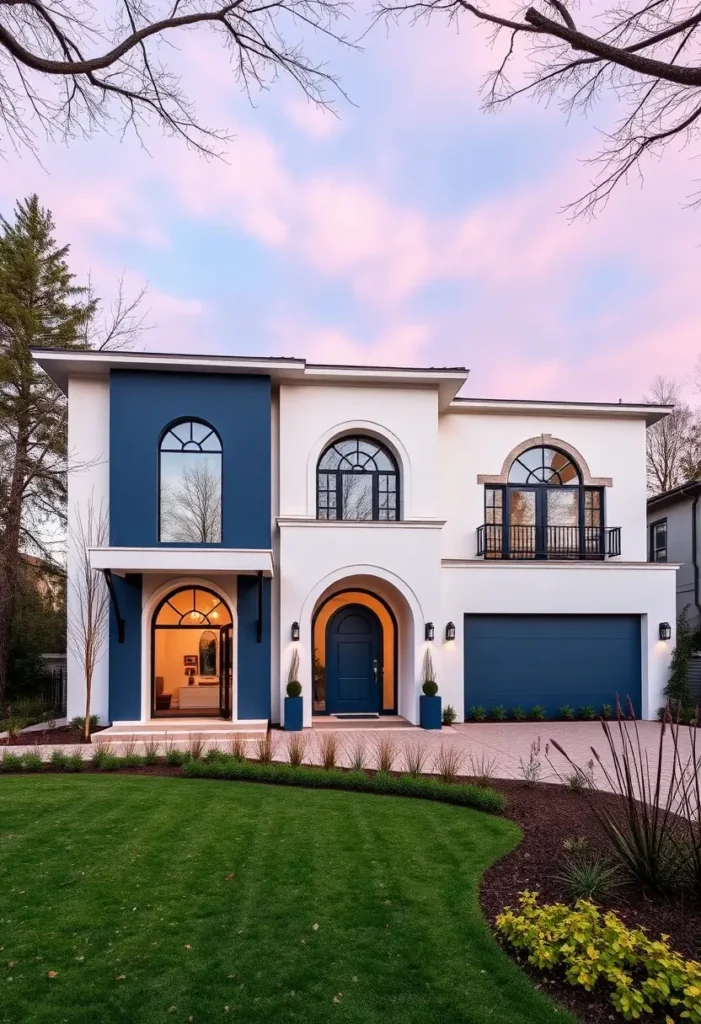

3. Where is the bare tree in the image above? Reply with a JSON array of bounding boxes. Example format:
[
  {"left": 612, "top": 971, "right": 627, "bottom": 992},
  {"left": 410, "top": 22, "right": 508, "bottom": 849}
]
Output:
[
  {"left": 376, "top": 0, "right": 701, "bottom": 213},
  {"left": 67, "top": 499, "right": 109, "bottom": 741},
  {"left": 645, "top": 375, "right": 701, "bottom": 493},
  {"left": 161, "top": 460, "right": 222, "bottom": 542},
  {"left": 0, "top": 0, "right": 348, "bottom": 155},
  {"left": 83, "top": 272, "right": 152, "bottom": 352}
]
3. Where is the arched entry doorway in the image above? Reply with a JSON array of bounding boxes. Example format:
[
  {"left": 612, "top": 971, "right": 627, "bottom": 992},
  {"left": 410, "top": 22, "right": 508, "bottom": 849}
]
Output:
[
  {"left": 152, "top": 586, "right": 233, "bottom": 718},
  {"left": 312, "top": 590, "right": 397, "bottom": 716}
]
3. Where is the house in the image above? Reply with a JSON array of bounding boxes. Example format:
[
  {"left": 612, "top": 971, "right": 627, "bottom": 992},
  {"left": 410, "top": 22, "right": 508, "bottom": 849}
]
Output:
[
  {"left": 647, "top": 481, "right": 701, "bottom": 627},
  {"left": 33, "top": 348, "right": 678, "bottom": 727}
]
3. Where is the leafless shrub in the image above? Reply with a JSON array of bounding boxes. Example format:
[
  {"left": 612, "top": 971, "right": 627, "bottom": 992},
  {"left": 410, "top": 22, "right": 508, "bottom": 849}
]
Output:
[
  {"left": 468, "top": 752, "right": 498, "bottom": 783},
  {"left": 375, "top": 735, "right": 398, "bottom": 773},
  {"left": 228, "top": 734, "right": 248, "bottom": 761},
  {"left": 187, "top": 733, "right": 206, "bottom": 761},
  {"left": 403, "top": 741, "right": 430, "bottom": 777},
  {"left": 143, "top": 737, "right": 160, "bottom": 762},
  {"left": 519, "top": 738, "right": 543, "bottom": 786},
  {"left": 287, "top": 731, "right": 309, "bottom": 767},
  {"left": 90, "top": 736, "right": 109, "bottom": 763},
  {"left": 120, "top": 735, "right": 138, "bottom": 759},
  {"left": 256, "top": 733, "right": 277, "bottom": 764},
  {"left": 317, "top": 731, "right": 340, "bottom": 769},
  {"left": 163, "top": 732, "right": 176, "bottom": 758},
  {"left": 346, "top": 734, "right": 368, "bottom": 772},
  {"left": 433, "top": 743, "right": 465, "bottom": 784}
]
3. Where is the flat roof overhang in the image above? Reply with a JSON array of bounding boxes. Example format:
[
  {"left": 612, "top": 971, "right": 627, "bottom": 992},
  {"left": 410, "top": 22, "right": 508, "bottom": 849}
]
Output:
[{"left": 88, "top": 547, "right": 274, "bottom": 578}]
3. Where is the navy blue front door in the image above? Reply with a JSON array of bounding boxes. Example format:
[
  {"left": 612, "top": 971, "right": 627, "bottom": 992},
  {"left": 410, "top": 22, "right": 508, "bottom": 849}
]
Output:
[{"left": 326, "top": 605, "right": 382, "bottom": 714}]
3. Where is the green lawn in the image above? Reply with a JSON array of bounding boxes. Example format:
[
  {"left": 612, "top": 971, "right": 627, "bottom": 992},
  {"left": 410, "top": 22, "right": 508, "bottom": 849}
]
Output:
[{"left": 0, "top": 776, "right": 574, "bottom": 1024}]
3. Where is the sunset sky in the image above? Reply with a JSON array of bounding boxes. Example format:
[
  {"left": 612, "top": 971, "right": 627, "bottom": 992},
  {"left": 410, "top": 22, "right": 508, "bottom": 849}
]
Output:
[{"left": 2, "top": 3, "right": 699, "bottom": 403}]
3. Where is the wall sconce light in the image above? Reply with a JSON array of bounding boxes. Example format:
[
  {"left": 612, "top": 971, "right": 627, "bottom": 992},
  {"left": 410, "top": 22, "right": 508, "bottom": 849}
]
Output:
[
  {"left": 291, "top": 621, "right": 300, "bottom": 642},
  {"left": 659, "top": 621, "right": 672, "bottom": 641},
  {"left": 445, "top": 621, "right": 456, "bottom": 642},
  {"left": 425, "top": 622, "right": 435, "bottom": 642}
]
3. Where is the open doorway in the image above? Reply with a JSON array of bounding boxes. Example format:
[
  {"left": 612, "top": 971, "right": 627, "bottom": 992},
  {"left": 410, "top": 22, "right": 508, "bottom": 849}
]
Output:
[{"left": 151, "top": 586, "right": 233, "bottom": 718}]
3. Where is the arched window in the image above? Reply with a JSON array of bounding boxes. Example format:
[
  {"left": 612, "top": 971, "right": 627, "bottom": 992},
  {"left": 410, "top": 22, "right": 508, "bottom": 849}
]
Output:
[
  {"left": 317, "top": 436, "right": 399, "bottom": 521},
  {"left": 159, "top": 420, "right": 222, "bottom": 543},
  {"left": 484, "top": 445, "right": 603, "bottom": 559}
]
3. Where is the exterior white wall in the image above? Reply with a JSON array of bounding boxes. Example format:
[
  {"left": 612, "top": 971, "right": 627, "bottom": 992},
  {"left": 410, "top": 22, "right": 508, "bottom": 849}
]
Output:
[
  {"left": 66, "top": 377, "right": 110, "bottom": 722},
  {"left": 278, "top": 521, "right": 442, "bottom": 725},
  {"left": 438, "top": 563, "right": 677, "bottom": 720},
  {"left": 278, "top": 384, "right": 440, "bottom": 520},
  {"left": 440, "top": 412, "right": 648, "bottom": 561}
]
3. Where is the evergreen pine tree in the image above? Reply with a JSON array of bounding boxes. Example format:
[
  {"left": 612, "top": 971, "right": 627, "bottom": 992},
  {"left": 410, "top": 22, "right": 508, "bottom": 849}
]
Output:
[
  {"left": 663, "top": 610, "right": 696, "bottom": 719},
  {"left": 0, "top": 195, "right": 95, "bottom": 701}
]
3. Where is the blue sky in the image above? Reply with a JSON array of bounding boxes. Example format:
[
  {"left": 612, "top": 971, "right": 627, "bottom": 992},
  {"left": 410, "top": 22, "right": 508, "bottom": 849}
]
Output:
[{"left": 0, "top": 3, "right": 698, "bottom": 402}]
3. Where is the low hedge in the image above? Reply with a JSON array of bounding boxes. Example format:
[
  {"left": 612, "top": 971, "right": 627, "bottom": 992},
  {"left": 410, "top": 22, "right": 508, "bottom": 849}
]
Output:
[
  {"left": 182, "top": 756, "right": 506, "bottom": 814},
  {"left": 496, "top": 891, "right": 701, "bottom": 1022}
]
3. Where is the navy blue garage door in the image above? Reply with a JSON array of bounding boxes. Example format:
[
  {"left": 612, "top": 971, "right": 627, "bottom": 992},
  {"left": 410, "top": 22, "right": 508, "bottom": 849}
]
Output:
[{"left": 464, "top": 615, "right": 641, "bottom": 719}]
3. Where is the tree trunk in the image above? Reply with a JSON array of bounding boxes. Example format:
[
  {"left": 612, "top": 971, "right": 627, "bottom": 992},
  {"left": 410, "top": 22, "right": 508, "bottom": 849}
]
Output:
[{"left": 0, "top": 424, "right": 28, "bottom": 703}]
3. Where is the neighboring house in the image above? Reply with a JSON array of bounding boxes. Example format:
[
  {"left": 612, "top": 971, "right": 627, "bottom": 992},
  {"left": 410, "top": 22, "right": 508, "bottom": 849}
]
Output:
[
  {"left": 647, "top": 481, "right": 701, "bottom": 625},
  {"left": 33, "top": 348, "right": 678, "bottom": 726}
]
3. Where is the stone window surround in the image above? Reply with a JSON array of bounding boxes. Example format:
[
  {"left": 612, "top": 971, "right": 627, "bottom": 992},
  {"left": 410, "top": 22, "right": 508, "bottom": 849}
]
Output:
[{"left": 476, "top": 433, "right": 612, "bottom": 487}]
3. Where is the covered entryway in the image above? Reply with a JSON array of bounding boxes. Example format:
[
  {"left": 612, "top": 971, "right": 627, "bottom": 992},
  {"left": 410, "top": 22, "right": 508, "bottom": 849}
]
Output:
[
  {"left": 152, "top": 586, "right": 233, "bottom": 719},
  {"left": 464, "top": 614, "right": 642, "bottom": 719}
]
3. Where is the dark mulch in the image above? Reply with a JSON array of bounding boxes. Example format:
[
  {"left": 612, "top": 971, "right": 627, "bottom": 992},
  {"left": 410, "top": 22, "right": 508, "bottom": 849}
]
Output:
[
  {"left": 480, "top": 778, "right": 701, "bottom": 1024},
  {"left": 3, "top": 725, "right": 107, "bottom": 745}
]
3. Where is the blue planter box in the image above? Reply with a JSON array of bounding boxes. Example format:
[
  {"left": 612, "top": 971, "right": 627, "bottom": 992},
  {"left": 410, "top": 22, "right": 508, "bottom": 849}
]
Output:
[
  {"left": 284, "top": 695, "right": 303, "bottom": 731},
  {"left": 420, "top": 694, "right": 442, "bottom": 730}
]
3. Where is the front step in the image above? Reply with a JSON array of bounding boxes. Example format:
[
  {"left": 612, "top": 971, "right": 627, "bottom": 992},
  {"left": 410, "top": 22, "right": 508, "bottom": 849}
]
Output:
[{"left": 97, "top": 720, "right": 268, "bottom": 745}]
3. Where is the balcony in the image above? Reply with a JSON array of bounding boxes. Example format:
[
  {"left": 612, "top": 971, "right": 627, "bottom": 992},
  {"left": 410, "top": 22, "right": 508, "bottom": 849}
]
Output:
[{"left": 476, "top": 524, "right": 622, "bottom": 560}]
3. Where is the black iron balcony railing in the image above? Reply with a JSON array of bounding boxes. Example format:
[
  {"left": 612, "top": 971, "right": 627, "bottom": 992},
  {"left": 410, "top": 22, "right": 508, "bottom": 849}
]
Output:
[{"left": 476, "top": 524, "right": 622, "bottom": 560}]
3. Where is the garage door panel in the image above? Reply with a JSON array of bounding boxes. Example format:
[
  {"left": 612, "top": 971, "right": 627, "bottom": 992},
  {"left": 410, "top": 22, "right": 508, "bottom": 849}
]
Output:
[{"left": 464, "top": 614, "right": 641, "bottom": 718}]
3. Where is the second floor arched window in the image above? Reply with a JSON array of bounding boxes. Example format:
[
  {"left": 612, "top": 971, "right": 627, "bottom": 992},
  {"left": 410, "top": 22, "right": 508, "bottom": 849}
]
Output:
[
  {"left": 159, "top": 419, "right": 222, "bottom": 543},
  {"left": 317, "top": 436, "right": 399, "bottom": 521}
]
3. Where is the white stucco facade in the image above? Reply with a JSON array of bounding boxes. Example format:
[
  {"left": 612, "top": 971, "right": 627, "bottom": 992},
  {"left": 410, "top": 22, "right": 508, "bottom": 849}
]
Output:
[{"left": 42, "top": 348, "right": 677, "bottom": 727}]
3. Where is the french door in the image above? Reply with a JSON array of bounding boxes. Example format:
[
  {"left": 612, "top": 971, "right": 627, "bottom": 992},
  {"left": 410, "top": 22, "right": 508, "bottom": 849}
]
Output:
[
  {"left": 507, "top": 487, "right": 581, "bottom": 558},
  {"left": 219, "top": 626, "right": 233, "bottom": 719}
]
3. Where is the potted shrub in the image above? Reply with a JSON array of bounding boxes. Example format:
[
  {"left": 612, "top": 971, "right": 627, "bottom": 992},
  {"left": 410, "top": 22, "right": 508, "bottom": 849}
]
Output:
[
  {"left": 419, "top": 650, "right": 441, "bottom": 730},
  {"left": 284, "top": 650, "right": 303, "bottom": 732}
]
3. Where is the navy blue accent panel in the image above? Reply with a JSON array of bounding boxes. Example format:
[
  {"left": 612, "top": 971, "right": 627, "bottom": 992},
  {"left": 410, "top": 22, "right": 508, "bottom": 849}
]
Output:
[
  {"left": 108, "top": 574, "right": 142, "bottom": 722},
  {"left": 326, "top": 604, "right": 382, "bottom": 714},
  {"left": 109, "top": 370, "right": 271, "bottom": 548},
  {"left": 464, "top": 614, "right": 641, "bottom": 718},
  {"left": 236, "top": 575, "right": 271, "bottom": 720}
]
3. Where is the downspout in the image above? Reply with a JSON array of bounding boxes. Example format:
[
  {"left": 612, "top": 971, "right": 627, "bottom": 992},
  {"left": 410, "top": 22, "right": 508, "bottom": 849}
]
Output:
[{"left": 693, "top": 495, "right": 701, "bottom": 623}]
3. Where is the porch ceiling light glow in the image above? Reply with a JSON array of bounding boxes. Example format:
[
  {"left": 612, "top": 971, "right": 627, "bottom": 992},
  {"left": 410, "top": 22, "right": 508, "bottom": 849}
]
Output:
[
  {"left": 425, "top": 622, "right": 435, "bottom": 642},
  {"left": 445, "top": 621, "right": 456, "bottom": 642},
  {"left": 659, "top": 621, "right": 672, "bottom": 641},
  {"left": 291, "top": 621, "right": 300, "bottom": 642}
]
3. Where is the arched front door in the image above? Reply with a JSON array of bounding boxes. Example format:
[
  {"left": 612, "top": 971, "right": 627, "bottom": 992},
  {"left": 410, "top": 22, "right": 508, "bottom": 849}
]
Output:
[{"left": 325, "top": 604, "right": 383, "bottom": 714}]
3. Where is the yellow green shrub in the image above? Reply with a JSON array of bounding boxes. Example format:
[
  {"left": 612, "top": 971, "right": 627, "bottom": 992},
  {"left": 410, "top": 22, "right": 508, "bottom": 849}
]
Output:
[{"left": 495, "top": 891, "right": 701, "bottom": 1022}]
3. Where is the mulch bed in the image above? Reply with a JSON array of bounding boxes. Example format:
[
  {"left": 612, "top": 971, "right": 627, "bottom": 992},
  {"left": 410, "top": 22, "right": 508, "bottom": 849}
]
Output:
[
  {"left": 2, "top": 725, "right": 108, "bottom": 745},
  {"left": 480, "top": 778, "right": 701, "bottom": 1023}
]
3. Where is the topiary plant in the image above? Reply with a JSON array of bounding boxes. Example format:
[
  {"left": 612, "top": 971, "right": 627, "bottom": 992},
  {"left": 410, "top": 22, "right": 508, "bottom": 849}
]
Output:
[
  {"left": 286, "top": 680, "right": 302, "bottom": 698},
  {"left": 422, "top": 680, "right": 438, "bottom": 697}
]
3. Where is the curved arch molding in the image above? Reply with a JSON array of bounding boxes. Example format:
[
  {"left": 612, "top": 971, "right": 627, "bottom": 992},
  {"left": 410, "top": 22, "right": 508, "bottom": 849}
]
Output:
[{"left": 476, "top": 433, "right": 612, "bottom": 487}]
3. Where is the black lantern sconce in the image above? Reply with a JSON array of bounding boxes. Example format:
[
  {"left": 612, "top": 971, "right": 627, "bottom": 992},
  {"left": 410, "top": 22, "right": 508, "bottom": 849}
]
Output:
[
  {"left": 425, "top": 622, "right": 435, "bottom": 642},
  {"left": 291, "top": 621, "right": 300, "bottom": 642},
  {"left": 445, "top": 621, "right": 456, "bottom": 642},
  {"left": 659, "top": 621, "right": 672, "bottom": 641}
]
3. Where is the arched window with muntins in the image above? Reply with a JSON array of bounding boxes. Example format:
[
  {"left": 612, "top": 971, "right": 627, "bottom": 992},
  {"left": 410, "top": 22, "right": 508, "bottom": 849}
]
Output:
[
  {"left": 484, "top": 444, "right": 604, "bottom": 559},
  {"left": 317, "top": 436, "right": 399, "bottom": 521},
  {"left": 159, "top": 419, "right": 222, "bottom": 543}
]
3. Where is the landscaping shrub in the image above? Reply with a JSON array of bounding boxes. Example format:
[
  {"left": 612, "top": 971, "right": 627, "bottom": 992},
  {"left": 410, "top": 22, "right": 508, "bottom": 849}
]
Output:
[
  {"left": 433, "top": 742, "right": 465, "bottom": 784},
  {"left": 554, "top": 851, "right": 625, "bottom": 902},
  {"left": 90, "top": 739, "right": 109, "bottom": 767},
  {"left": 49, "top": 747, "right": 69, "bottom": 769},
  {"left": 317, "top": 731, "right": 340, "bottom": 769},
  {"left": 530, "top": 705, "right": 545, "bottom": 721},
  {"left": 120, "top": 736, "right": 139, "bottom": 759},
  {"left": 579, "top": 704, "right": 596, "bottom": 721},
  {"left": 511, "top": 706, "right": 526, "bottom": 722},
  {"left": 496, "top": 892, "right": 701, "bottom": 1023},
  {"left": 346, "top": 734, "right": 368, "bottom": 772},
  {"left": 467, "top": 752, "right": 498, "bottom": 783},
  {"left": 5, "top": 716, "right": 28, "bottom": 738},
  {"left": 21, "top": 751, "right": 44, "bottom": 772},
  {"left": 519, "top": 738, "right": 543, "bottom": 785},
  {"left": 601, "top": 703, "right": 613, "bottom": 720},
  {"left": 143, "top": 737, "right": 160, "bottom": 765},
  {"left": 0, "top": 751, "right": 23, "bottom": 771},
  {"left": 491, "top": 705, "right": 506, "bottom": 722},
  {"left": 665, "top": 610, "right": 697, "bottom": 719},
  {"left": 97, "top": 752, "right": 121, "bottom": 771},
  {"left": 228, "top": 734, "right": 248, "bottom": 761},
  {"left": 187, "top": 733, "right": 207, "bottom": 761},
  {"left": 559, "top": 704, "right": 575, "bottom": 721},
  {"left": 64, "top": 753, "right": 85, "bottom": 772},
  {"left": 470, "top": 705, "right": 486, "bottom": 722},
  {"left": 122, "top": 753, "right": 146, "bottom": 768},
  {"left": 375, "top": 735, "right": 398, "bottom": 773},
  {"left": 165, "top": 748, "right": 187, "bottom": 767},
  {"left": 403, "top": 741, "right": 429, "bottom": 777},
  {"left": 70, "top": 714, "right": 100, "bottom": 736},
  {"left": 286, "top": 731, "right": 308, "bottom": 767},
  {"left": 181, "top": 756, "right": 506, "bottom": 814},
  {"left": 441, "top": 704, "right": 458, "bottom": 725},
  {"left": 422, "top": 680, "right": 438, "bottom": 697}
]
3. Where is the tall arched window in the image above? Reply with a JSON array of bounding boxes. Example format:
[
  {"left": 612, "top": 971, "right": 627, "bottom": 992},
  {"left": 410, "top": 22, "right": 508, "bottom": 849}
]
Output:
[
  {"left": 159, "top": 419, "right": 222, "bottom": 543},
  {"left": 484, "top": 445, "right": 603, "bottom": 558},
  {"left": 317, "top": 436, "right": 399, "bottom": 521}
]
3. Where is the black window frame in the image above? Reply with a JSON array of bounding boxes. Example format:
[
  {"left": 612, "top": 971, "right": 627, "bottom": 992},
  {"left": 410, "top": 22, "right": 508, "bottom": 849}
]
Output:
[
  {"left": 316, "top": 435, "right": 400, "bottom": 522},
  {"left": 158, "top": 417, "right": 223, "bottom": 545},
  {"left": 649, "top": 518, "right": 668, "bottom": 562}
]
